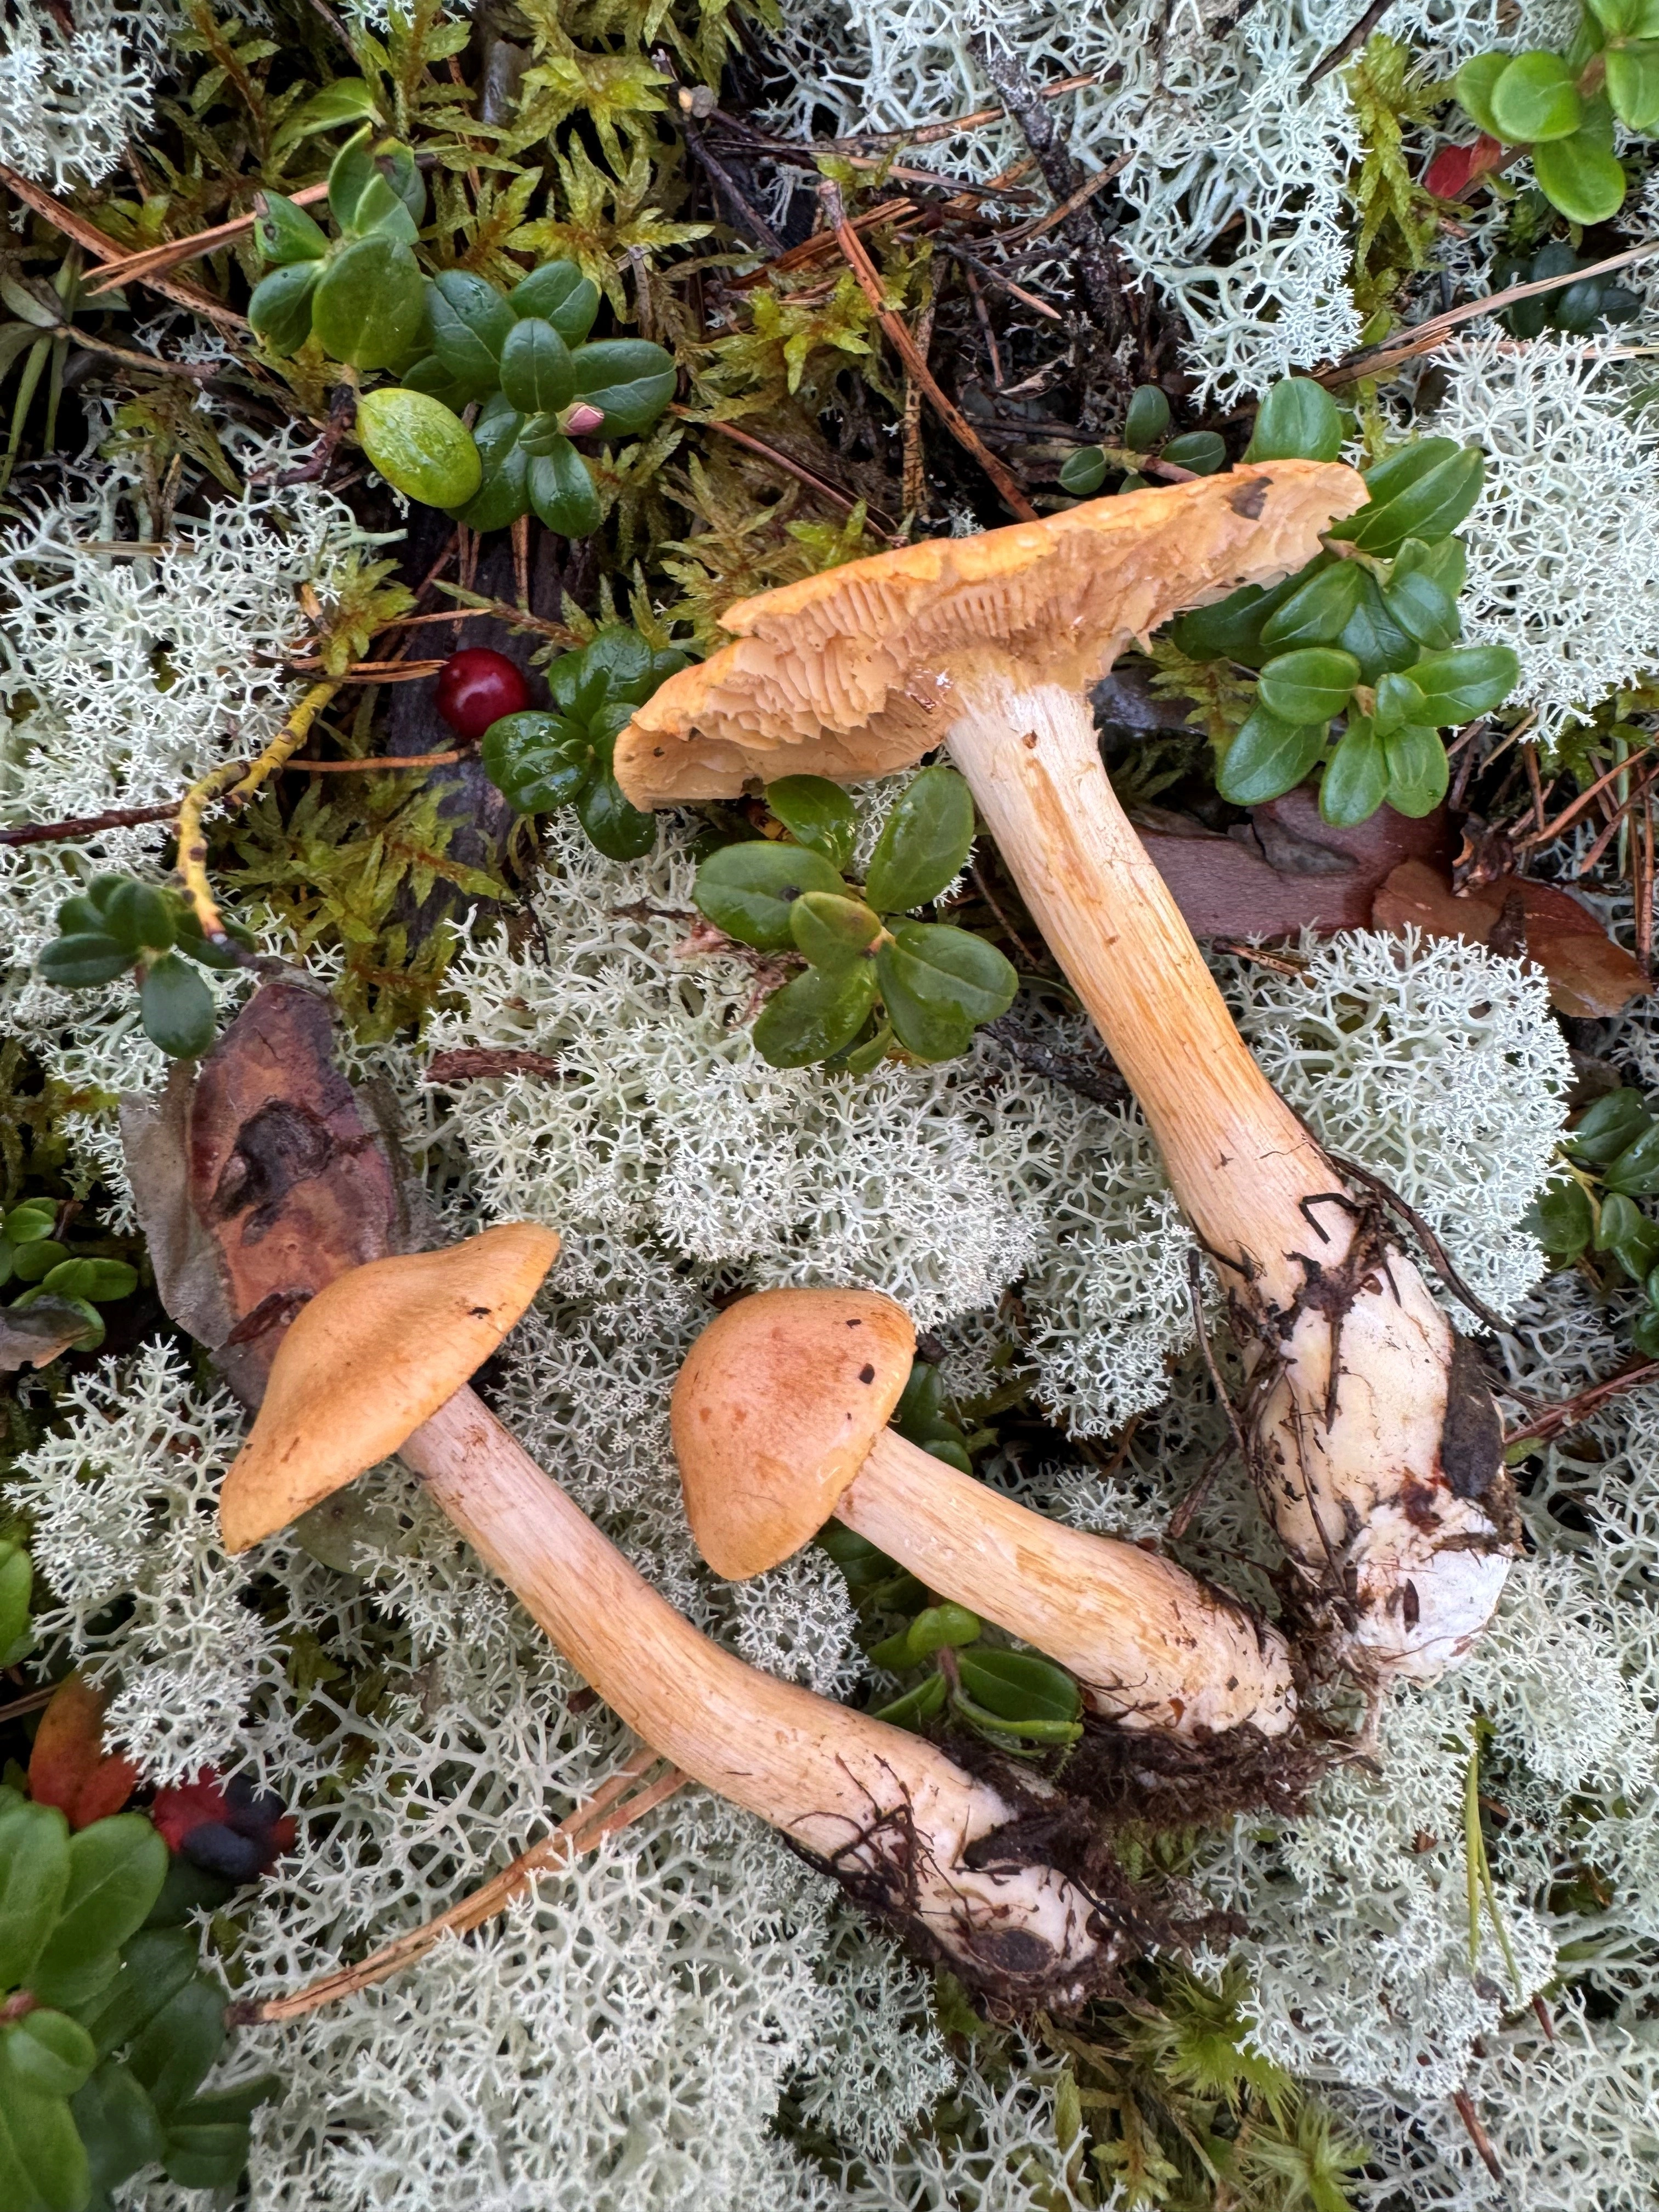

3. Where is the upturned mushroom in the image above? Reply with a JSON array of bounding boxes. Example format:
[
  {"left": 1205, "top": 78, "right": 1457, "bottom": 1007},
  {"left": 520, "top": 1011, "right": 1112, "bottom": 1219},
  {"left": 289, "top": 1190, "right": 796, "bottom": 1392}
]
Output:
[
  {"left": 613, "top": 465, "right": 1518, "bottom": 1688},
  {"left": 673, "top": 1286, "right": 1295, "bottom": 1741},
  {"left": 217, "top": 1224, "right": 1126, "bottom": 2001}
]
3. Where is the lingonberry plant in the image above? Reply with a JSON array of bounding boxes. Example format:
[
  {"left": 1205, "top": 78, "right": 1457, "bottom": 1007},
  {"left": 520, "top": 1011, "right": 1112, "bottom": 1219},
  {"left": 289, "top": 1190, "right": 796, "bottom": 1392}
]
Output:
[
  {"left": 1453, "top": 0, "right": 1656, "bottom": 225},
  {"left": 480, "top": 626, "right": 687, "bottom": 861},
  {"left": 35, "top": 877, "right": 252, "bottom": 1060},
  {"left": 1147, "top": 378, "right": 1519, "bottom": 826},
  {"left": 1, "top": 1198, "right": 138, "bottom": 1355},
  {"left": 250, "top": 130, "right": 678, "bottom": 530},
  {"left": 691, "top": 767, "right": 1018, "bottom": 1069},
  {"left": 1527, "top": 1085, "right": 1659, "bottom": 1354}
]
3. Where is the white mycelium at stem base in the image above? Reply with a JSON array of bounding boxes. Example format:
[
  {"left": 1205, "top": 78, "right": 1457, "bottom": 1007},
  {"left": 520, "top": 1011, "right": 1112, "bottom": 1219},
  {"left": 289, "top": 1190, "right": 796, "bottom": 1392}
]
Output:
[
  {"left": 614, "top": 464, "right": 1519, "bottom": 1686},
  {"left": 217, "top": 1231, "right": 1119, "bottom": 2001}
]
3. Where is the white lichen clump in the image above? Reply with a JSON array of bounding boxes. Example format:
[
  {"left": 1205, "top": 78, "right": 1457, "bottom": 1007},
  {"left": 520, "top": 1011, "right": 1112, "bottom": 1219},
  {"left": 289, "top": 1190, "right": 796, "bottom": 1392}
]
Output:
[
  {"left": 0, "top": 1, "right": 162, "bottom": 190},
  {"left": 761, "top": 0, "right": 1527, "bottom": 400},
  {"left": 1424, "top": 335, "right": 1659, "bottom": 745}
]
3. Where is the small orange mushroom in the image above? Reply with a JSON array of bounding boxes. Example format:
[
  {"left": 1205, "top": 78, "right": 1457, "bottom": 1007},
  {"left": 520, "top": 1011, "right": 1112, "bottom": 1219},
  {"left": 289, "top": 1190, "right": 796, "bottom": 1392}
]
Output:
[
  {"left": 614, "top": 468, "right": 1518, "bottom": 1689},
  {"left": 672, "top": 1287, "right": 1295, "bottom": 1742}
]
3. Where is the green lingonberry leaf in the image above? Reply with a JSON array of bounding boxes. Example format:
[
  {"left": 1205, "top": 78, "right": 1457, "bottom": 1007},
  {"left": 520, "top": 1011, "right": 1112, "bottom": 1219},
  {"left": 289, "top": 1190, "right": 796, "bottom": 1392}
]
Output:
[
  {"left": 481, "top": 711, "right": 593, "bottom": 814},
  {"left": 1168, "top": 570, "right": 1307, "bottom": 664},
  {"left": 1533, "top": 102, "right": 1627, "bottom": 223},
  {"left": 752, "top": 961, "right": 878, "bottom": 1068},
  {"left": 72, "top": 2061, "right": 167, "bottom": 2200},
  {"left": 1567, "top": 1087, "right": 1652, "bottom": 1163},
  {"left": 1381, "top": 723, "right": 1451, "bottom": 816},
  {"left": 1595, "top": 1190, "right": 1659, "bottom": 1280},
  {"left": 527, "top": 437, "right": 602, "bottom": 537},
  {"left": 1372, "top": 669, "right": 1432, "bottom": 733},
  {"left": 788, "top": 890, "right": 882, "bottom": 968},
  {"left": 1259, "top": 561, "right": 1360, "bottom": 650},
  {"left": 311, "top": 234, "right": 426, "bottom": 372},
  {"left": 1337, "top": 571, "right": 1420, "bottom": 681},
  {"left": 567, "top": 337, "right": 677, "bottom": 434},
  {"left": 252, "top": 192, "right": 328, "bottom": 266},
  {"left": 426, "top": 269, "right": 515, "bottom": 398},
  {"left": 1163, "top": 430, "right": 1226, "bottom": 475},
  {"left": 1256, "top": 648, "right": 1358, "bottom": 725},
  {"left": 508, "top": 261, "right": 602, "bottom": 342},
  {"left": 247, "top": 261, "right": 323, "bottom": 356},
  {"left": 500, "top": 318, "right": 577, "bottom": 416},
  {"left": 356, "top": 388, "right": 482, "bottom": 510},
  {"left": 1455, "top": 51, "right": 1510, "bottom": 137},
  {"left": 1488, "top": 50, "right": 1584, "bottom": 141},
  {"left": 1336, "top": 440, "right": 1486, "bottom": 556},
  {"left": 864, "top": 765, "right": 977, "bottom": 913},
  {"left": 1602, "top": 1120, "right": 1659, "bottom": 1195},
  {"left": 695, "top": 841, "right": 848, "bottom": 950},
  {"left": 453, "top": 393, "right": 530, "bottom": 529},
  {"left": 37, "top": 934, "right": 136, "bottom": 989},
  {"left": 1059, "top": 446, "right": 1108, "bottom": 495},
  {"left": 0, "top": 1798, "right": 71, "bottom": 1988},
  {"left": 138, "top": 955, "right": 217, "bottom": 1060},
  {"left": 1525, "top": 1176, "right": 1594, "bottom": 1262},
  {"left": 1404, "top": 645, "right": 1520, "bottom": 725},
  {"left": 39, "top": 1258, "right": 138, "bottom": 1305},
  {"left": 1123, "top": 384, "right": 1172, "bottom": 452},
  {"left": 871, "top": 1673, "right": 947, "bottom": 1730},
  {"left": 1216, "top": 705, "right": 1328, "bottom": 806},
  {"left": 955, "top": 1646, "right": 1082, "bottom": 1727},
  {"left": 27, "top": 1814, "right": 170, "bottom": 2011},
  {"left": 765, "top": 776, "right": 857, "bottom": 871},
  {"left": 572, "top": 754, "right": 658, "bottom": 862},
  {"left": 874, "top": 922, "right": 1017, "bottom": 1062},
  {"left": 1244, "top": 375, "right": 1344, "bottom": 463},
  {"left": 1319, "top": 716, "right": 1390, "bottom": 827}
]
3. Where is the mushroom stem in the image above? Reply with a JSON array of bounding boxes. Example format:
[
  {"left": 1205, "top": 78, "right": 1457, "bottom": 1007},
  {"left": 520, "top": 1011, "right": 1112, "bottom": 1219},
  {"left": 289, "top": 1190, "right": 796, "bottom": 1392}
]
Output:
[
  {"left": 944, "top": 671, "right": 1514, "bottom": 1684},
  {"left": 841, "top": 1427, "right": 1293, "bottom": 1739},
  {"left": 397, "top": 1386, "right": 1114, "bottom": 2000}
]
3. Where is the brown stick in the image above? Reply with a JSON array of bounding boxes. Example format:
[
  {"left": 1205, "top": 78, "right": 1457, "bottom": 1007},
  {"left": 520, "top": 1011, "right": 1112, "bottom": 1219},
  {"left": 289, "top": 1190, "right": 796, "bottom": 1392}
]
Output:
[
  {"left": 1516, "top": 743, "right": 1658, "bottom": 850},
  {"left": 1504, "top": 1356, "right": 1659, "bottom": 1448},
  {"left": 0, "top": 799, "right": 182, "bottom": 848},
  {"left": 818, "top": 181, "right": 1038, "bottom": 522},
  {"left": 284, "top": 746, "right": 464, "bottom": 771},
  {"left": 230, "top": 1750, "right": 685, "bottom": 2025},
  {"left": 1325, "top": 240, "right": 1659, "bottom": 385},
  {"left": 670, "top": 404, "right": 871, "bottom": 523},
  {"left": 1302, "top": 0, "right": 1398, "bottom": 93},
  {"left": 83, "top": 182, "right": 331, "bottom": 296},
  {"left": 1451, "top": 2086, "right": 1504, "bottom": 2183},
  {"left": 997, "top": 151, "right": 1132, "bottom": 247},
  {"left": 0, "top": 162, "right": 247, "bottom": 329}
]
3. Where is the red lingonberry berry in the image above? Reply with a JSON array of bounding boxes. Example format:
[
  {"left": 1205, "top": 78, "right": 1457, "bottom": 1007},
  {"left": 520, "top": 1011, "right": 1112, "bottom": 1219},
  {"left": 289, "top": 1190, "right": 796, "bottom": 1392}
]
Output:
[{"left": 435, "top": 648, "right": 531, "bottom": 741}]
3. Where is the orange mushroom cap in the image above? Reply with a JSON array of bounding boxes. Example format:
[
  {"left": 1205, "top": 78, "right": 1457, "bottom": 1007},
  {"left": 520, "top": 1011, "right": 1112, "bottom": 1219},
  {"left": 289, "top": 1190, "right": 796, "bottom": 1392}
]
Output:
[
  {"left": 614, "top": 461, "right": 1365, "bottom": 808},
  {"left": 671, "top": 1287, "right": 915, "bottom": 1578},
  {"left": 219, "top": 1222, "right": 560, "bottom": 1553}
]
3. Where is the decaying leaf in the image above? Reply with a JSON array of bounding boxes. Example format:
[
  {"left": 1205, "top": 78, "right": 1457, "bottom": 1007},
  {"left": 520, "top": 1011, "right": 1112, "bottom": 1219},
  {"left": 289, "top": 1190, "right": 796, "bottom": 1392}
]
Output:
[
  {"left": 1136, "top": 789, "right": 1449, "bottom": 938},
  {"left": 0, "top": 1296, "right": 93, "bottom": 1375},
  {"left": 120, "top": 977, "right": 419, "bottom": 1405},
  {"left": 1372, "top": 857, "right": 1653, "bottom": 1017}
]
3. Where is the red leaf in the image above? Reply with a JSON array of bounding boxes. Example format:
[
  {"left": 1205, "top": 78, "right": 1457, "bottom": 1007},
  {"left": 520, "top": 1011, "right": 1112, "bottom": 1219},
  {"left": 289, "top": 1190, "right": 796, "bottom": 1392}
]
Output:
[
  {"left": 1424, "top": 136, "right": 1509, "bottom": 203},
  {"left": 1372, "top": 858, "right": 1653, "bottom": 1017},
  {"left": 27, "top": 1672, "right": 139, "bottom": 1829}
]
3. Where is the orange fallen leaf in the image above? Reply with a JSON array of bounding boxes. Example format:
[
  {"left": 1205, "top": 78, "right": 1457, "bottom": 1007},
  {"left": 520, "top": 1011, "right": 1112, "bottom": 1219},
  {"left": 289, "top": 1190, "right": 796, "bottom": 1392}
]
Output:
[
  {"left": 1372, "top": 857, "right": 1652, "bottom": 1018},
  {"left": 27, "top": 1671, "right": 140, "bottom": 1829}
]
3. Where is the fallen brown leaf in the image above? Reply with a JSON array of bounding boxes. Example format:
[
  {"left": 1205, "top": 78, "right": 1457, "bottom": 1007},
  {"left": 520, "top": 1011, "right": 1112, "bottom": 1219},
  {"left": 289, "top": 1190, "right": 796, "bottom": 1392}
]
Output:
[
  {"left": 1372, "top": 857, "right": 1652, "bottom": 1017},
  {"left": 121, "top": 978, "right": 417, "bottom": 1404},
  {"left": 0, "top": 1297, "right": 91, "bottom": 1374},
  {"left": 1135, "top": 788, "right": 1451, "bottom": 936}
]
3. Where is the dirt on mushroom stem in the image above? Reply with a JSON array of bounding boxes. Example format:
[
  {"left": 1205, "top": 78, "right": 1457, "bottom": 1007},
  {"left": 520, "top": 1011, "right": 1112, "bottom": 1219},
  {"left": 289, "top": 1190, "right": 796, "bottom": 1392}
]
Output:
[{"left": 942, "top": 670, "right": 1517, "bottom": 1686}]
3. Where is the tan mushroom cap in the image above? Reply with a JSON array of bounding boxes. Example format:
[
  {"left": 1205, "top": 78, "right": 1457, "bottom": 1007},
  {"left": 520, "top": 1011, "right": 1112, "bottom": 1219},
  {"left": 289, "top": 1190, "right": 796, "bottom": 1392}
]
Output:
[
  {"left": 672, "top": 1287, "right": 915, "bottom": 1578},
  {"left": 219, "top": 1221, "right": 561, "bottom": 1553},
  {"left": 614, "top": 460, "right": 1366, "bottom": 808}
]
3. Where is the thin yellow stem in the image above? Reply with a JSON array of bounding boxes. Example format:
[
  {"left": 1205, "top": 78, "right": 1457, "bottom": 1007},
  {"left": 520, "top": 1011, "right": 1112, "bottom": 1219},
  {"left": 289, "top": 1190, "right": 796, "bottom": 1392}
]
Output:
[{"left": 176, "top": 681, "right": 339, "bottom": 940}]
